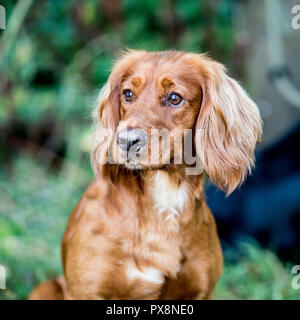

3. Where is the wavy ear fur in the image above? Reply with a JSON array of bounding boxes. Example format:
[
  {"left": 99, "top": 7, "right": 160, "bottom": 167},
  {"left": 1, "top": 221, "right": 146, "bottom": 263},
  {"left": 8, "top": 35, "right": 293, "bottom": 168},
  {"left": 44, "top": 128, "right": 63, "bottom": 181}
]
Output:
[{"left": 194, "top": 55, "right": 262, "bottom": 195}]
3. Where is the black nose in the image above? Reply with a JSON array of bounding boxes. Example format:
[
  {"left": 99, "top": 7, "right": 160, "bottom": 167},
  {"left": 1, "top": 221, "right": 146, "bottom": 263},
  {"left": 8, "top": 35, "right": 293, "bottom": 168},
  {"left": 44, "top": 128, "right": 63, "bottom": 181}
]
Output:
[{"left": 116, "top": 128, "right": 148, "bottom": 152}]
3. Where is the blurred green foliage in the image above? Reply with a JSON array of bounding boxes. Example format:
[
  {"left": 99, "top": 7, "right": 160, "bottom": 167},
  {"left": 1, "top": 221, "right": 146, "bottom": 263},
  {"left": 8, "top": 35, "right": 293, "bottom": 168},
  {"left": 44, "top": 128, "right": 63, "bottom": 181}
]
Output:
[
  {"left": 0, "top": 155, "right": 93, "bottom": 299},
  {"left": 0, "top": 0, "right": 233, "bottom": 127},
  {"left": 0, "top": 0, "right": 298, "bottom": 300}
]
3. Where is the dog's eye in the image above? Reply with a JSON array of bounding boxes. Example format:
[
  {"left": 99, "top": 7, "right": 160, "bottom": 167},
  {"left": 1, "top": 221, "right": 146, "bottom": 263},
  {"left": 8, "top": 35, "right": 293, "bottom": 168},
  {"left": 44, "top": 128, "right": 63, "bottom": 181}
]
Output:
[
  {"left": 168, "top": 93, "right": 183, "bottom": 106},
  {"left": 123, "top": 89, "right": 134, "bottom": 102}
]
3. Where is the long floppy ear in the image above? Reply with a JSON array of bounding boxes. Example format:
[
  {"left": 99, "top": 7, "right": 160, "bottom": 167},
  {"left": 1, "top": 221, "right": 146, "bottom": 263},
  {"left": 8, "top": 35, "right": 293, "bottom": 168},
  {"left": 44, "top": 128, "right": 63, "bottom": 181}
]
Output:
[
  {"left": 195, "top": 57, "right": 262, "bottom": 195},
  {"left": 96, "top": 76, "right": 120, "bottom": 130},
  {"left": 91, "top": 76, "right": 120, "bottom": 178}
]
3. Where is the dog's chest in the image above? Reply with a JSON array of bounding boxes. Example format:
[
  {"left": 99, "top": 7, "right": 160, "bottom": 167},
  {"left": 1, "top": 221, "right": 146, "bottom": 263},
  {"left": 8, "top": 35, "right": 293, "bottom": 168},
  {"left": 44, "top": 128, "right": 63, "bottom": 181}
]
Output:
[
  {"left": 117, "top": 172, "right": 190, "bottom": 292},
  {"left": 149, "top": 171, "right": 189, "bottom": 222},
  {"left": 66, "top": 173, "right": 191, "bottom": 299}
]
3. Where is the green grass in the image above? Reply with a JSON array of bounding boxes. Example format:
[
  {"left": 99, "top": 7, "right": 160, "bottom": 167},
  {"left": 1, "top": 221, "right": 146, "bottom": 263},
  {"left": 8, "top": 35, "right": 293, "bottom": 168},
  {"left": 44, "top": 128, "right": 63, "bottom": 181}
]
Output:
[
  {"left": 0, "top": 153, "right": 93, "bottom": 299},
  {"left": 214, "top": 243, "right": 299, "bottom": 300},
  {"left": 0, "top": 155, "right": 299, "bottom": 299}
]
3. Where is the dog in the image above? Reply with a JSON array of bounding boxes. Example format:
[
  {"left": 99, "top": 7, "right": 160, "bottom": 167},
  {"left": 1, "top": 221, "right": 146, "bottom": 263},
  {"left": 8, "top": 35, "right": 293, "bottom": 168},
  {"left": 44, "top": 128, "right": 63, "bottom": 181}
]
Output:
[{"left": 29, "top": 50, "right": 262, "bottom": 300}]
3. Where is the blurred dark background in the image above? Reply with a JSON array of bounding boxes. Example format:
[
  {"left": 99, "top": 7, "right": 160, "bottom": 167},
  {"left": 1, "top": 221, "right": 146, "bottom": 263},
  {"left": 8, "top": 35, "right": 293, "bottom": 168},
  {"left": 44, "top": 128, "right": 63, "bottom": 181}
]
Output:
[{"left": 0, "top": 0, "right": 300, "bottom": 299}]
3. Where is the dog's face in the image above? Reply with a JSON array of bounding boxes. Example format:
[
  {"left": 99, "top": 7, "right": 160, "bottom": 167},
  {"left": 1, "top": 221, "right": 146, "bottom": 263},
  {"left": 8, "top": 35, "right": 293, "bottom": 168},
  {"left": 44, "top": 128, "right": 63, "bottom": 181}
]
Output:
[
  {"left": 114, "top": 52, "right": 202, "bottom": 171},
  {"left": 92, "top": 50, "right": 262, "bottom": 194}
]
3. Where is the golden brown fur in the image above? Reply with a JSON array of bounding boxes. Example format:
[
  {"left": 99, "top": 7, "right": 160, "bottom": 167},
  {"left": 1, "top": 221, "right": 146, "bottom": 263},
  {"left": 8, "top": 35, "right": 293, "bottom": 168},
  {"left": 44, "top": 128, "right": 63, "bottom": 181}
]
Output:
[{"left": 29, "top": 50, "right": 262, "bottom": 300}]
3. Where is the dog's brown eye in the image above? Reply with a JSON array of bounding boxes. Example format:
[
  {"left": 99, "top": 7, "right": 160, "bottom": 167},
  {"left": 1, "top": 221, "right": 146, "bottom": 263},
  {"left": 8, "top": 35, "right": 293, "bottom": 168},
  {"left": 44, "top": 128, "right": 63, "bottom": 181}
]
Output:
[
  {"left": 123, "top": 89, "right": 134, "bottom": 102},
  {"left": 168, "top": 93, "right": 183, "bottom": 106}
]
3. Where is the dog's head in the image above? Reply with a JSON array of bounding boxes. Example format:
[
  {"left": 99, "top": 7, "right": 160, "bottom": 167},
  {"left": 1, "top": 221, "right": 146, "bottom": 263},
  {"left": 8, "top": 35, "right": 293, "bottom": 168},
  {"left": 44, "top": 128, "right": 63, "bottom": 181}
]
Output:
[{"left": 92, "top": 50, "right": 262, "bottom": 194}]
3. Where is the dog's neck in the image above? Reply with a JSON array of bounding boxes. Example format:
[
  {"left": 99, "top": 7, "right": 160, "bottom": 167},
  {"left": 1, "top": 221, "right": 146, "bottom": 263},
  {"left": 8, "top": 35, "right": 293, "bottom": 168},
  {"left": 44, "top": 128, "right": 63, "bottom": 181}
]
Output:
[
  {"left": 104, "top": 167, "right": 204, "bottom": 225},
  {"left": 101, "top": 166, "right": 205, "bottom": 228},
  {"left": 146, "top": 171, "right": 189, "bottom": 221}
]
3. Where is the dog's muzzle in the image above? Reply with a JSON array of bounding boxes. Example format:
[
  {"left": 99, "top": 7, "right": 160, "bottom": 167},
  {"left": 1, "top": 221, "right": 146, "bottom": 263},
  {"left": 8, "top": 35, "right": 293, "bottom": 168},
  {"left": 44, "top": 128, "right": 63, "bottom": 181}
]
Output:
[{"left": 116, "top": 128, "right": 148, "bottom": 152}]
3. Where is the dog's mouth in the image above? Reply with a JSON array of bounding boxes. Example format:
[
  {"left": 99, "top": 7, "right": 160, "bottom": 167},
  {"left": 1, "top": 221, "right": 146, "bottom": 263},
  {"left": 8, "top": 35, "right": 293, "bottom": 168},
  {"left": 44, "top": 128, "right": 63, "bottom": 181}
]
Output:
[
  {"left": 122, "top": 158, "right": 144, "bottom": 170},
  {"left": 122, "top": 162, "right": 171, "bottom": 172},
  {"left": 119, "top": 149, "right": 176, "bottom": 171},
  {"left": 120, "top": 151, "right": 150, "bottom": 170}
]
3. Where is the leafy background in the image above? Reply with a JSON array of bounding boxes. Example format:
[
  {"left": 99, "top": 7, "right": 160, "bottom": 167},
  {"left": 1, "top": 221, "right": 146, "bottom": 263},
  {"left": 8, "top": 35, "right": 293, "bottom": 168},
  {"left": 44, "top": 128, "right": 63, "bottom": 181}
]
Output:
[{"left": 0, "top": 0, "right": 298, "bottom": 299}]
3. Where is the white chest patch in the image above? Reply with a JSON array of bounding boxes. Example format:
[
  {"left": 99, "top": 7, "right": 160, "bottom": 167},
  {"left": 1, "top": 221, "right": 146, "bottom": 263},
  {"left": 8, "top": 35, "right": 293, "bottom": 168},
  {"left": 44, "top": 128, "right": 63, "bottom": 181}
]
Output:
[
  {"left": 126, "top": 265, "right": 164, "bottom": 284},
  {"left": 150, "top": 172, "right": 189, "bottom": 221}
]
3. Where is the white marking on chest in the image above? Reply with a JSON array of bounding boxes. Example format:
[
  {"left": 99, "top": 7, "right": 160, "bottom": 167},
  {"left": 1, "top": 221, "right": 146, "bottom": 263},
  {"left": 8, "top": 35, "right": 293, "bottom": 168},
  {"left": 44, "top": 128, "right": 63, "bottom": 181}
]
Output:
[
  {"left": 126, "top": 265, "right": 164, "bottom": 284},
  {"left": 150, "top": 172, "right": 189, "bottom": 221}
]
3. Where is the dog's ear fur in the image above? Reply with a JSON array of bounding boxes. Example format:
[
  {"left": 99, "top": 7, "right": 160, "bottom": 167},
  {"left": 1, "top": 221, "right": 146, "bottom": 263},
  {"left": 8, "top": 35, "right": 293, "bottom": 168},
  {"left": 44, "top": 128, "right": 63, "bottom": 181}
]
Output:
[
  {"left": 91, "top": 82, "right": 116, "bottom": 178},
  {"left": 193, "top": 55, "right": 262, "bottom": 195},
  {"left": 98, "top": 82, "right": 120, "bottom": 131}
]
